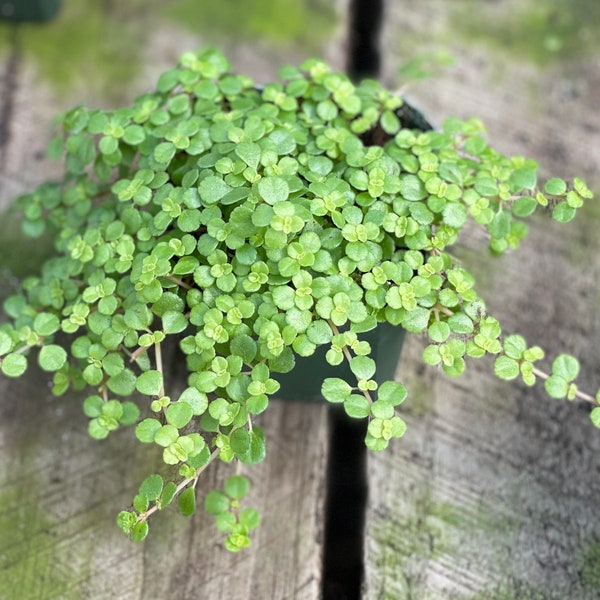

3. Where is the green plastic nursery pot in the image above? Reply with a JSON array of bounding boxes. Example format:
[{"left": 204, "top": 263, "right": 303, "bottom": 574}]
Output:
[
  {"left": 274, "top": 101, "right": 429, "bottom": 402},
  {"left": 274, "top": 323, "right": 406, "bottom": 401},
  {"left": 0, "top": 0, "right": 61, "bottom": 22}
]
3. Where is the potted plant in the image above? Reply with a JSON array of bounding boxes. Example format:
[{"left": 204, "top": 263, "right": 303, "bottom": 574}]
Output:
[{"left": 0, "top": 47, "right": 597, "bottom": 551}]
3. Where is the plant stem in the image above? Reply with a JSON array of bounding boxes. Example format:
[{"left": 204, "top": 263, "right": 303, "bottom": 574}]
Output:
[
  {"left": 531, "top": 366, "right": 597, "bottom": 405},
  {"left": 166, "top": 274, "right": 192, "bottom": 290},
  {"left": 139, "top": 447, "right": 221, "bottom": 522},
  {"left": 155, "top": 341, "right": 165, "bottom": 397}
]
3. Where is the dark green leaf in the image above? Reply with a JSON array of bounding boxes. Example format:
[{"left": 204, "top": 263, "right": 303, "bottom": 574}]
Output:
[
  {"left": 178, "top": 487, "right": 196, "bottom": 517},
  {"left": 131, "top": 521, "right": 149, "bottom": 542}
]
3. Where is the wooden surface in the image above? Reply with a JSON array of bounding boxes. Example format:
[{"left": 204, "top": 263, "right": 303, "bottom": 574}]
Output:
[
  {"left": 0, "top": 3, "right": 344, "bottom": 599},
  {"left": 0, "top": 365, "right": 328, "bottom": 600},
  {"left": 2, "top": 1, "right": 600, "bottom": 599},
  {"left": 362, "top": 2, "right": 600, "bottom": 598}
]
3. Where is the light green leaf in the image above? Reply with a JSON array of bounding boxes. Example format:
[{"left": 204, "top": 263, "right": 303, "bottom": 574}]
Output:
[
  {"left": 494, "top": 356, "right": 520, "bottom": 380},
  {"left": 135, "top": 370, "right": 163, "bottom": 396},
  {"left": 88, "top": 419, "right": 109, "bottom": 440},
  {"left": 1, "top": 353, "right": 27, "bottom": 377},
  {"left": 258, "top": 177, "right": 289, "bottom": 204},
  {"left": 159, "top": 482, "right": 177, "bottom": 508},
  {"left": 508, "top": 167, "right": 537, "bottom": 191},
  {"left": 38, "top": 345, "right": 67, "bottom": 372},
  {"left": 135, "top": 418, "right": 162, "bottom": 443},
  {"left": 350, "top": 356, "right": 376, "bottom": 380},
  {"left": 166, "top": 401, "right": 194, "bottom": 429},
  {"left": 83, "top": 395, "right": 104, "bottom": 418},
  {"left": 399, "top": 175, "right": 427, "bottom": 201},
  {"left": 154, "top": 424, "right": 179, "bottom": 447},
  {"left": 544, "top": 177, "right": 567, "bottom": 196},
  {"left": 370, "top": 399, "right": 395, "bottom": 419},
  {"left": 552, "top": 202, "right": 576, "bottom": 223},
  {"left": 321, "top": 378, "right": 353, "bottom": 403},
  {"left": 344, "top": 394, "right": 371, "bottom": 419},
  {"left": 377, "top": 381, "right": 408, "bottom": 406},
  {"left": 120, "top": 401, "right": 141, "bottom": 425},
  {"left": 590, "top": 407, "right": 600, "bottom": 429},
  {"left": 107, "top": 368, "right": 137, "bottom": 396},
  {"left": 551, "top": 354, "right": 579, "bottom": 381},
  {"left": 139, "top": 474, "right": 164, "bottom": 501},
  {"left": 573, "top": 177, "right": 593, "bottom": 199},
  {"left": 239, "top": 508, "right": 261, "bottom": 530},
  {"left": 162, "top": 311, "right": 189, "bottom": 334},
  {"left": 205, "top": 490, "right": 229, "bottom": 515},
  {"left": 428, "top": 321, "right": 450, "bottom": 343},
  {"left": 544, "top": 375, "right": 568, "bottom": 399},
  {"left": 0, "top": 331, "right": 12, "bottom": 355},
  {"left": 199, "top": 176, "right": 232, "bottom": 204},
  {"left": 33, "top": 313, "right": 61, "bottom": 337},
  {"left": 513, "top": 196, "right": 537, "bottom": 217},
  {"left": 225, "top": 475, "right": 250, "bottom": 499},
  {"left": 154, "top": 141, "right": 176, "bottom": 164},
  {"left": 178, "top": 387, "right": 208, "bottom": 415}
]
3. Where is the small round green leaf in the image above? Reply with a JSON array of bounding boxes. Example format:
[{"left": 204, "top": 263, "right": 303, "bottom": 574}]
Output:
[
  {"left": 135, "top": 418, "right": 162, "bottom": 443},
  {"left": 166, "top": 401, "right": 194, "bottom": 428},
  {"left": 258, "top": 177, "right": 289, "bottom": 204},
  {"left": 38, "top": 345, "right": 68, "bottom": 372},
  {"left": 321, "top": 378, "right": 353, "bottom": 403},
  {"left": 494, "top": 356, "right": 520, "bottom": 380},
  {"left": 544, "top": 178, "right": 567, "bottom": 196},
  {"left": 377, "top": 381, "right": 408, "bottom": 406},
  {"left": 33, "top": 312, "right": 61, "bottom": 337},
  {"left": 1, "top": 352, "right": 27, "bottom": 377},
  {"left": 225, "top": 475, "right": 250, "bottom": 499},
  {"left": 154, "top": 424, "right": 179, "bottom": 447},
  {"left": 139, "top": 474, "right": 164, "bottom": 501},
  {"left": 544, "top": 375, "right": 568, "bottom": 399},
  {"left": 344, "top": 394, "right": 371, "bottom": 419},
  {"left": 350, "top": 356, "right": 376, "bottom": 380},
  {"left": 107, "top": 369, "right": 137, "bottom": 396},
  {"left": 135, "top": 370, "right": 163, "bottom": 396},
  {"left": 83, "top": 395, "right": 104, "bottom": 418},
  {"left": 205, "top": 490, "right": 229, "bottom": 515},
  {"left": 551, "top": 354, "right": 580, "bottom": 381}
]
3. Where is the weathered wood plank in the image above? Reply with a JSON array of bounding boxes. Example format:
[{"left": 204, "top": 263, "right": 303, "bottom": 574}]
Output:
[
  {"left": 363, "top": 1, "right": 600, "bottom": 597},
  {"left": 0, "top": 364, "right": 329, "bottom": 600},
  {"left": 0, "top": 3, "right": 351, "bottom": 598}
]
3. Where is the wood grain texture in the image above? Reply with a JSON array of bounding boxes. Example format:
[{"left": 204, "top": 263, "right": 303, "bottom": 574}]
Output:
[
  {"left": 363, "top": 1, "right": 600, "bottom": 598},
  {"left": 0, "top": 364, "right": 329, "bottom": 600},
  {"left": 0, "top": 3, "right": 350, "bottom": 598}
]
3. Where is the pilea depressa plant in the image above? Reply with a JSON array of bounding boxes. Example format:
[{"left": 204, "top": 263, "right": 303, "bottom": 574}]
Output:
[{"left": 0, "top": 47, "right": 597, "bottom": 550}]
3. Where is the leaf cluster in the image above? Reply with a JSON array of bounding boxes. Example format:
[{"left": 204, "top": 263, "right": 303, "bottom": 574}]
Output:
[{"left": 0, "top": 48, "right": 597, "bottom": 548}]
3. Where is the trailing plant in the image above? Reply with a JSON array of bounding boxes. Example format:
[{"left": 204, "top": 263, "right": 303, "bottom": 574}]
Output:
[{"left": 0, "top": 48, "right": 597, "bottom": 549}]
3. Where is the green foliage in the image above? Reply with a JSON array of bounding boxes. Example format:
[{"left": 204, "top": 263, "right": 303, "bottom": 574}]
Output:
[
  {"left": 0, "top": 48, "right": 596, "bottom": 551},
  {"left": 204, "top": 475, "right": 259, "bottom": 551}
]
